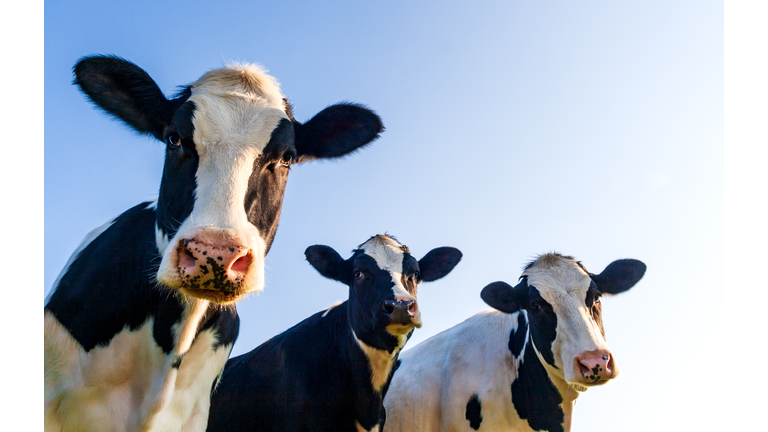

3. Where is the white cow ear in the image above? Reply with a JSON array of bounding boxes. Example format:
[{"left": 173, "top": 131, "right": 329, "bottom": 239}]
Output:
[
  {"left": 481, "top": 281, "right": 522, "bottom": 313},
  {"left": 418, "top": 247, "right": 463, "bottom": 282},
  {"left": 305, "top": 245, "right": 352, "bottom": 285},
  {"left": 591, "top": 259, "right": 647, "bottom": 295}
]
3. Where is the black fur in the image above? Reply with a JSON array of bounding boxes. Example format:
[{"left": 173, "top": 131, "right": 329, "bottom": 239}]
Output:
[
  {"left": 591, "top": 259, "right": 646, "bottom": 295},
  {"left": 208, "top": 238, "right": 460, "bottom": 432},
  {"left": 207, "top": 303, "right": 396, "bottom": 432},
  {"left": 526, "top": 286, "right": 558, "bottom": 369},
  {"left": 508, "top": 311, "right": 528, "bottom": 358},
  {"left": 465, "top": 394, "right": 483, "bottom": 430},
  {"left": 510, "top": 323, "right": 565, "bottom": 432},
  {"left": 45, "top": 203, "right": 239, "bottom": 353}
]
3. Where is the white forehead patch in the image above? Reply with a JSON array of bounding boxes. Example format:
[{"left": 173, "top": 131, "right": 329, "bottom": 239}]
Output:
[
  {"left": 359, "top": 235, "right": 407, "bottom": 273},
  {"left": 188, "top": 63, "right": 289, "bottom": 158},
  {"left": 522, "top": 254, "right": 592, "bottom": 306}
]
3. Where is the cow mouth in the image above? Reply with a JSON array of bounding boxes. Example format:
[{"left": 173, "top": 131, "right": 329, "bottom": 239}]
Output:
[
  {"left": 179, "top": 287, "right": 245, "bottom": 304},
  {"left": 386, "top": 323, "right": 416, "bottom": 335}
]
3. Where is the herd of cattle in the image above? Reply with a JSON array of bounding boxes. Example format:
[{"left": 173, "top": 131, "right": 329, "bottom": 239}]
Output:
[{"left": 44, "top": 56, "right": 647, "bottom": 432}]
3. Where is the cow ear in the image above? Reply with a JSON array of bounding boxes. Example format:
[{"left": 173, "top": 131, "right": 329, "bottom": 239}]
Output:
[
  {"left": 73, "top": 55, "right": 183, "bottom": 141},
  {"left": 591, "top": 259, "right": 647, "bottom": 295},
  {"left": 417, "top": 247, "right": 462, "bottom": 282},
  {"left": 293, "top": 103, "right": 383, "bottom": 163},
  {"left": 305, "top": 245, "right": 352, "bottom": 285},
  {"left": 481, "top": 281, "right": 523, "bottom": 313}
]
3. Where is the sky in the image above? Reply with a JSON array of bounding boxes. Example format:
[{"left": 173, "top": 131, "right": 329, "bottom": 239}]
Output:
[{"left": 40, "top": 1, "right": 733, "bottom": 430}]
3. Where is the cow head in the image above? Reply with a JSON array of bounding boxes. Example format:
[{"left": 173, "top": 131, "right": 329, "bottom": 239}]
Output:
[
  {"left": 305, "top": 235, "right": 462, "bottom": 352},
  {"left": 481, "top": 253, "right": 645, "bottom": 391},
  {"left": 74, "top": 55, "right": 383, "bottom": 304}
]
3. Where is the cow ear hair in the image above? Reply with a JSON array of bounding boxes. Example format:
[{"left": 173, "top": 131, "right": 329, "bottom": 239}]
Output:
[
  {"left": 73, "top": 55, "right": 184, "bottom": 141},
  {"left": 417, "top": 247, "right": 463, "bottom": 282},
  {"left": 481, "top": 281, "right": 523, "bottom": 314},
  {"left": 591, "top": 259, "right": 647, "bottom": 295},
  {"left": 305, "top": 245, "right": 352, "bottom": 285},
  {"left": 293, "top": 103, "right": 383, "bottom": 163}
]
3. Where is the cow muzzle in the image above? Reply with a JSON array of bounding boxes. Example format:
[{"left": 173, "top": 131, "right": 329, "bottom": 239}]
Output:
[
  {"left": 573, "top": 350, "right": 617, "bottom": 386},
  {"left": 157, "top": 230, "right": 265, "bottom": 303},
  {"left": 383, "top": 298, "right": 421, "bottom": 332}
]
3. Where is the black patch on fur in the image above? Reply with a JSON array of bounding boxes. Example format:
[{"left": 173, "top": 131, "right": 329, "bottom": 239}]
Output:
[
  {"left": 466, "top": 394, "right": 483, "bottom": 430},
  {"left": 45, "top": 203, "right": 240, "bottom": 355},
  {"left": 526, "top": 287, "right": 558, "bottom": 368},
  {"left": 171, "top": 355, "right": 183, "bottom": 369},
  {"left": 585, "top": 282, "right": 606, "bottom": 338},
  {"left": 508, "top": 312, "right": 528, "bottom": 358},
  {"left": 511, "top": 316, "right": 565, "bottom": 432},
  {"left": 244, "top": 118, "right": 296, "bottom": 253},
  {"left": 207, "top": 303, "right": 392, "bottom": 432}
]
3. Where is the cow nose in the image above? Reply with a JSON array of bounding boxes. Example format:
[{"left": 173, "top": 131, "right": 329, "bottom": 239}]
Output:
[
  {"left": 178, "top": 238, "right": 253, "bottom": 289},
  {"left": 575, "top": 350, "right": 614, "bottom": 383},
  {"left": 382, "top": 299, "right": 417, "bottom": 324}
]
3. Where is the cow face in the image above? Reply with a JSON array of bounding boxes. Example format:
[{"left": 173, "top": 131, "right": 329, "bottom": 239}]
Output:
[
  {"left": 305, "top": 235, "right": 462, "bottom": 352},
  {"left": 74, "top": 56, "right": 383, "bottom": 304},
  {"left": 481, "top": 253, "right": 645, "bottom": 390}
]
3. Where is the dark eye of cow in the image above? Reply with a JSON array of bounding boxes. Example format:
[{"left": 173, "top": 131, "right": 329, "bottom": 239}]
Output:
[
  {"left": 280, "top": 150, "right": 296, "bottom": 165},
  {"left": 166, "top": 133, "right": 181, "bottom": 149},
  {"left": 530, "top": 302, "right": 541, "bottom": 311},
  {"left": 354, "top": 271, "right": 364, "bottom": 282}
]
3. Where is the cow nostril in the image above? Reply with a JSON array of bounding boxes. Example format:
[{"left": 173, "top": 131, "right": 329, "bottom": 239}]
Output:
[
  {"left": 179, "top": 245, "right": 196, "bottom": 270},
  {"left": 230, "top": 253, "right": 252, "bottom": 274},
  {"left": 382, "top": 301, "right": 395, "bottom": 315}
]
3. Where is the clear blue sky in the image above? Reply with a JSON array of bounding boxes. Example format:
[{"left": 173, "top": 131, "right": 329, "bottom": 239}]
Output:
[{"left": 44, "top": 1, "right": 725, "bottom": 430}]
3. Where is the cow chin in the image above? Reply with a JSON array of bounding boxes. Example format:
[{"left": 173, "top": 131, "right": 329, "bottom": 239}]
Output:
[{"left": 386, "top": 323, "right": 416, "bottom": 336}]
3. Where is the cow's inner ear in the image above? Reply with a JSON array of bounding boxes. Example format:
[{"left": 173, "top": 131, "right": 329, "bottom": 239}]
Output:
[{"left": 305, "top": 245, "right": 352, "bottom": 285}]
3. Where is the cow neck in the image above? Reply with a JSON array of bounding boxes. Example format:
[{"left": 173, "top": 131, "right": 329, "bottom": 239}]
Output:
[
  {"left": 345, "top": 308, "right": 404, "bottom": 431},
  {"left": 137, "top": 297, "right": 212, "bottom": 430},
  {"left": 529, "top": 338, "right": 579, "bottom": 432}
]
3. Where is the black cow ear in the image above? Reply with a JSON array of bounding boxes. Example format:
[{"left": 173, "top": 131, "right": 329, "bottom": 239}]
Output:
[
  {"left": 73, "top": 55, "right": 183, "bottom": 141},
  {"left": 481, "top": 281, "right": 523, "bottom": 313},
  {"left": 293, "top": 103, "right": 383, "bottom": 163},
  {"left": 417, "top": 247, "right": 462, "bottom": 282},
  {"left": 591, "top": 259, "right": 647, "bottom": 295},
  {"left": 305, "top": 245, "right": 351, "bottom": 285}
]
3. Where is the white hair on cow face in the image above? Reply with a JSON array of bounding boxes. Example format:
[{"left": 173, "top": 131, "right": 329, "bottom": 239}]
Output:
[
  {"left": 155, "top": 63, "right": 291, "bottom": 297},
  {"left": 522, "top": 253, "right": 610, "bottom": 388}
]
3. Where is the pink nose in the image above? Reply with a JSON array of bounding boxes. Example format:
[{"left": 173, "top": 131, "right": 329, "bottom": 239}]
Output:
[
  {"left": 575, "top": 350, "right": 614, "bottom": 383},
  {"left": 177, "top": 237, "right": 253, "bottom": 290}
]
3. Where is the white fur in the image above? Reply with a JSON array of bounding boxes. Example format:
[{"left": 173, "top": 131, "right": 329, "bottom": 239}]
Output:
[
  {"left": 44, "top": 304, "right": 234, "bottom": 432},
  {"left": 156, "top": 64, "right": 288, "bottom": 295},
  {"left": 384, "top": 254, "right": 614, "bottom": 432},
  {"left": 523, "top": 256, "right": 611, "bottom": 385},
  {"left": 358, "top": 236, "right": 417, "bottom": 306}
]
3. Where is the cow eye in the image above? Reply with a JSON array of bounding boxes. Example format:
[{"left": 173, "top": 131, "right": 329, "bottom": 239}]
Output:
[
  {"left": 530, "top": 302, "right": 541, "bottom": 311},
  {"left": 354, "top": 271, "right": 364, "bottom": 281},
  {"left": 280, "top": 150, "right": 296, "bottom": 165},
  {"left": 167, "top": 133, "right": 181, "bottom": 149},
  {"left": 413, "top": 271, "right": 420, "bottom": 280}
]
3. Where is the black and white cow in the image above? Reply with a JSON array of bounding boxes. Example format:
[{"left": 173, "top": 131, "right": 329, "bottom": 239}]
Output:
[
  {"left": 44, "top": 55, "right": 383, "bottom": 432},
  {"left": 384, "top": 253, "right": 646, "bottom": 432},
  {"left": 206, "top": 234, "right": 462, "bottom": 432}
]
